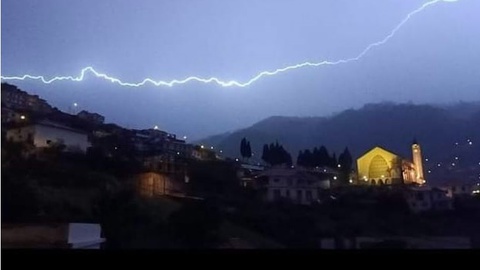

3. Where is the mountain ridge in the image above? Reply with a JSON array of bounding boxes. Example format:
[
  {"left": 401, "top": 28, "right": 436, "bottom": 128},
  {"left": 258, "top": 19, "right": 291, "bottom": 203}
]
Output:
[{"left": 196, "top": 102, "right": 480, "bottom": 182}]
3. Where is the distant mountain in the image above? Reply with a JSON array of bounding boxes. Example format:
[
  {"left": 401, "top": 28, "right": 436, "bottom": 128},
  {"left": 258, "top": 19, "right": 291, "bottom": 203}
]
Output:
[{"left": 197, "top": 102, "right": 480, "bottom": 183}]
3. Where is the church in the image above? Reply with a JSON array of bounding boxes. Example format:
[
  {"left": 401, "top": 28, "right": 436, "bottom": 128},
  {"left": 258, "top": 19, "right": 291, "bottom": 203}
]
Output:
[{"left": 356, "top": 140, "right": 425, "bottom": 186}]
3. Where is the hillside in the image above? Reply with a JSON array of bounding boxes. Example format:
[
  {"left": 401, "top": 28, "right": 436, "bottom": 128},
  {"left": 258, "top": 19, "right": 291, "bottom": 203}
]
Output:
[{"left": 197, "top": 102, "right": 480, "bottom": 183}]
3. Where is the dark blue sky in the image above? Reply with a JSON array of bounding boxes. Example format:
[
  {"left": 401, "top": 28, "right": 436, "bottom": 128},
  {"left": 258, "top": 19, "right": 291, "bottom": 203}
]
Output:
[{"left": 2, "top": 0, "right": 479, "bottom": 139}]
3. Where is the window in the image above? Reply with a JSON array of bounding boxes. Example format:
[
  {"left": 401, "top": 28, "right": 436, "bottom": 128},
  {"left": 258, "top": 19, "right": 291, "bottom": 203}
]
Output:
[
  {"left": 306, "top": 190, "right": 313, "bottom": 202},
  {"left": 297, "top": 190, "right": 303, "bottom": 201},
  {"left": 27, "top": 133, "right": 33, "bottom": 143},
  {"left": 287, "top": 178, "right": 293, "bottom": 186},
  {"left": 273, "top": 189, "right": 281, "bottom": 200}
]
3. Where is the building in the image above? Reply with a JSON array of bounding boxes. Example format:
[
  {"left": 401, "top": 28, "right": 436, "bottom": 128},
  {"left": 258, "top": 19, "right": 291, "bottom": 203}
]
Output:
[
  {"left": 1, "top": 107, "right": 27, "bottom": 124},
  {"left": 2, "top": 223, "right": 105, "bottom": 249},
  {"left": 256, "top": 166, "right": 331, "bottom": 205},
  {"left": 1, "top": 83, "right": 53, "bottom": 114},
  {"left": 237, "top": 163, "right": 265, "bottom": 188},
  {"left": 438, "top": 180, "right": 478, "bottom": 198},
  {"left": 191, "top": 145, "right": 217, "bottom": 160},
  {"left": 77, "top": 110, "right": 105, "bottom": 125},
  {"left": 136, "top": 172, "right": 188, "bottom": 198},
  {"left": 404, "top": 186, "right": 453, "bottom": 213},
  {"left": 356, "top": 140, "right": 425, "bottom": 186},
  {"left": 132, "top": 128, "right": 192, "bottom": 158},
  {"left": 320, "top": 236, "right": 471, "bottom": 249},
  {"left": 6, "top": 120, "right": 91, "bottom": 153}
]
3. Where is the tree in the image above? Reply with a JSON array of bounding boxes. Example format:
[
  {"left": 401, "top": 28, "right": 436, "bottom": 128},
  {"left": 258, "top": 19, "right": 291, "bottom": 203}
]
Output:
[
  {"left": 318, "top": 146, "right": 330, "bottom": 167},
  {"left": 338, "top": 147, "right": 353, "bottom": 173},
  {"left": 262, "top": 144, "right": 270, "bottom": 164},
  {"left": 245, "top": 141, "right": 252, "bottom": 160},
  {"left": 330, "top": 153, "right": 337, "bottom": 168},
  {"left": 297, "top": 150, "right": 304, "bottom": 166},
  {"left": 261, "top": 141, "right": 292, "bottom": 166},
  {"left": 240, "top": 138, "right": 247, "bottom": 160},
  {"left": 240, "top": 138, "right": 253, "bottom": 162},
  {"left": 338, "top": 147, "right": 353, "bottom": 185}
]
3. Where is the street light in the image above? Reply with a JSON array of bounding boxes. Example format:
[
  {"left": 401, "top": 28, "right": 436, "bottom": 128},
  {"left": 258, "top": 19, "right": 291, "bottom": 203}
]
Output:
[{"left": 20, "top": 115, "right": 26, "bottom": 120}]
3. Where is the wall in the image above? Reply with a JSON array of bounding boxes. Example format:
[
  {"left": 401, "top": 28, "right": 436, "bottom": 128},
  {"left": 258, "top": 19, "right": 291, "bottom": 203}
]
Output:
[
  {"left": 34, "top": 125, "right": 90, "bottom": 152},
  {"left": 357, "top": 147, "right": 402, "bottom": 185},
  {"left": 7, "top": 124, "right": 90, "bottom": 152},
  {"left": 264, "top": 170, "right": 329, "bottom": 205}
]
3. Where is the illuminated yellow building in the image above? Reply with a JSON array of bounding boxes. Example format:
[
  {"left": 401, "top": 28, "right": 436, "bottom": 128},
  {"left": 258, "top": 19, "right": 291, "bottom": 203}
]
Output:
[{"left": 356, "top": 141, "right": 425, "bottom": 186}]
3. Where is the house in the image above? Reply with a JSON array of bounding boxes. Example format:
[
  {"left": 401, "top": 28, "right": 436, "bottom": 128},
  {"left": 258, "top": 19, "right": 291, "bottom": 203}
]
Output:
[
  {"left": 237, "top": 163, "right": 265, "bottom": 188},
  {"left": 1, "top": 107, "right": 27, "bottom": 124},
  {"left": 2, "top": 223, "right": 105, "bottom": 249},
  {"left": 256, "top": 166, "right": 331, "bottom": 205},
  {"left": 6, "top": 120, "right": 91, "bottom": 153},
  {"left": 320, "top": 236, "right": 471, "bottom": 249},
  {"left": 438, "top": 180, "right": 477, "bottom": 198},
  {"left": 191, "top": 145, "right": 217, "bottom": 161},
  {"left": 77, "top": 110, "right": 105, "bottom": 125},
  {"left": 404, "top": 186, "right": 453, "bottom": 213},
  {"left": 136, "top": 172, "right": 188, "bottom": 198},
  {"left": 132, "top": 128, "right": 192, "bottom": 158},
  {"left": 1, "top": 83, "right": 53, "bottom": 114}
]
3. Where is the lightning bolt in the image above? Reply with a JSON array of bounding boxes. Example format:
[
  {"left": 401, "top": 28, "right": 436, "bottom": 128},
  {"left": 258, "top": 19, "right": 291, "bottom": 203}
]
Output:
[{"left": 1, "top": 0, "right": 460, "bottom": 88}]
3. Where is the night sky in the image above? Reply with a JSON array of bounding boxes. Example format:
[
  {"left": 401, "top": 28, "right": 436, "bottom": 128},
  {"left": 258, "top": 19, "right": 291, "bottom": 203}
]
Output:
[{"left": 2, "top": 0, "right": 479, "bottom": 139}]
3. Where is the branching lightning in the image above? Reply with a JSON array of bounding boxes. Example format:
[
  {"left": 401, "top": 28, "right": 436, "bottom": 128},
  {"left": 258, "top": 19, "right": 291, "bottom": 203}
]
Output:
[{"left": 1, "top": 0, "right": 460, "bottom": 88}]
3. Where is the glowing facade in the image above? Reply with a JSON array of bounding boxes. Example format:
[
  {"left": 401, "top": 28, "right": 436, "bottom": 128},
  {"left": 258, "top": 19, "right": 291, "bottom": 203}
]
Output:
[
  {"left": 356, "top": 142, "right": 425, "bottom": 186},
  {"left": 412, "top": 140, "right": 425, "bottom": 182}
]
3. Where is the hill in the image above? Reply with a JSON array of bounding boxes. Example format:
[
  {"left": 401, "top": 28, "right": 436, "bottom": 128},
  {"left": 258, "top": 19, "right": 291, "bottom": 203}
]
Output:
[{"left": 196, "top": 102, "right": 480, "bottom": 183}]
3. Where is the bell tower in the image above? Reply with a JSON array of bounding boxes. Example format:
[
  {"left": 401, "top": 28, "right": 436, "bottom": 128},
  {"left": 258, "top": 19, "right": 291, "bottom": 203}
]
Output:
[{"left": 412, "top": 138, "right": 425, "bottom": 184}]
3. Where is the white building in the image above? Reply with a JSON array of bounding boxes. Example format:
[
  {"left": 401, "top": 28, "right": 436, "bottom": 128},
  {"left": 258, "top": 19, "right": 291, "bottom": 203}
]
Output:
[
  {"left": 405, "top": 186, "right": 453, "bottom": 213},
  {"left": 257, "top": 167, "right": 331, "bottom": 205},
  {"left": 6, "top": 120, "right": 91, "bottom": 153},
  {"left": 2, "top": 223, "right": 105, "bottom": 249},
  {"left": 68, "top": 223, "right": 105, "bottom": 249},
  {"left": 438, "top": 180, "right": 477, "bottom": 198}
]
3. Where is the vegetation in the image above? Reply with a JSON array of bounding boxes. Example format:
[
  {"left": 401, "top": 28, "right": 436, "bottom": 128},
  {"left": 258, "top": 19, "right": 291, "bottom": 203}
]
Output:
[
  {"left": 239, "top": 137, "right": 252, "bottom": 161},
  {"left": 261, "top": 141, "right": 293, "bottom": 166}
]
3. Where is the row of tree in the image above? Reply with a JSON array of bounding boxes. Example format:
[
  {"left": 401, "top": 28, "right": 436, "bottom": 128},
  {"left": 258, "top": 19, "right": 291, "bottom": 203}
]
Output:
[
  {"left": 297, "top": 146, "right": 337, "bottom": 168},
  {"left": 240, "top": 139, "right": 353, "bottom": 178},
  {"left": 239, "top": 137, "right": 252, "bottom": 160},
  {"left": 261, "top": 141, "right": 293, "bottom": 166},
  {"left": 297, "top": 146, "right": 352, "bottom": 169}
]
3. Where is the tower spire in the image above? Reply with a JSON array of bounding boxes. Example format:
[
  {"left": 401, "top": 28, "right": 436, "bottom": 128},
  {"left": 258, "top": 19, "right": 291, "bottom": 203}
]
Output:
[{"left": 412, "top": 139, "right": 425, "bottom": 184}]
